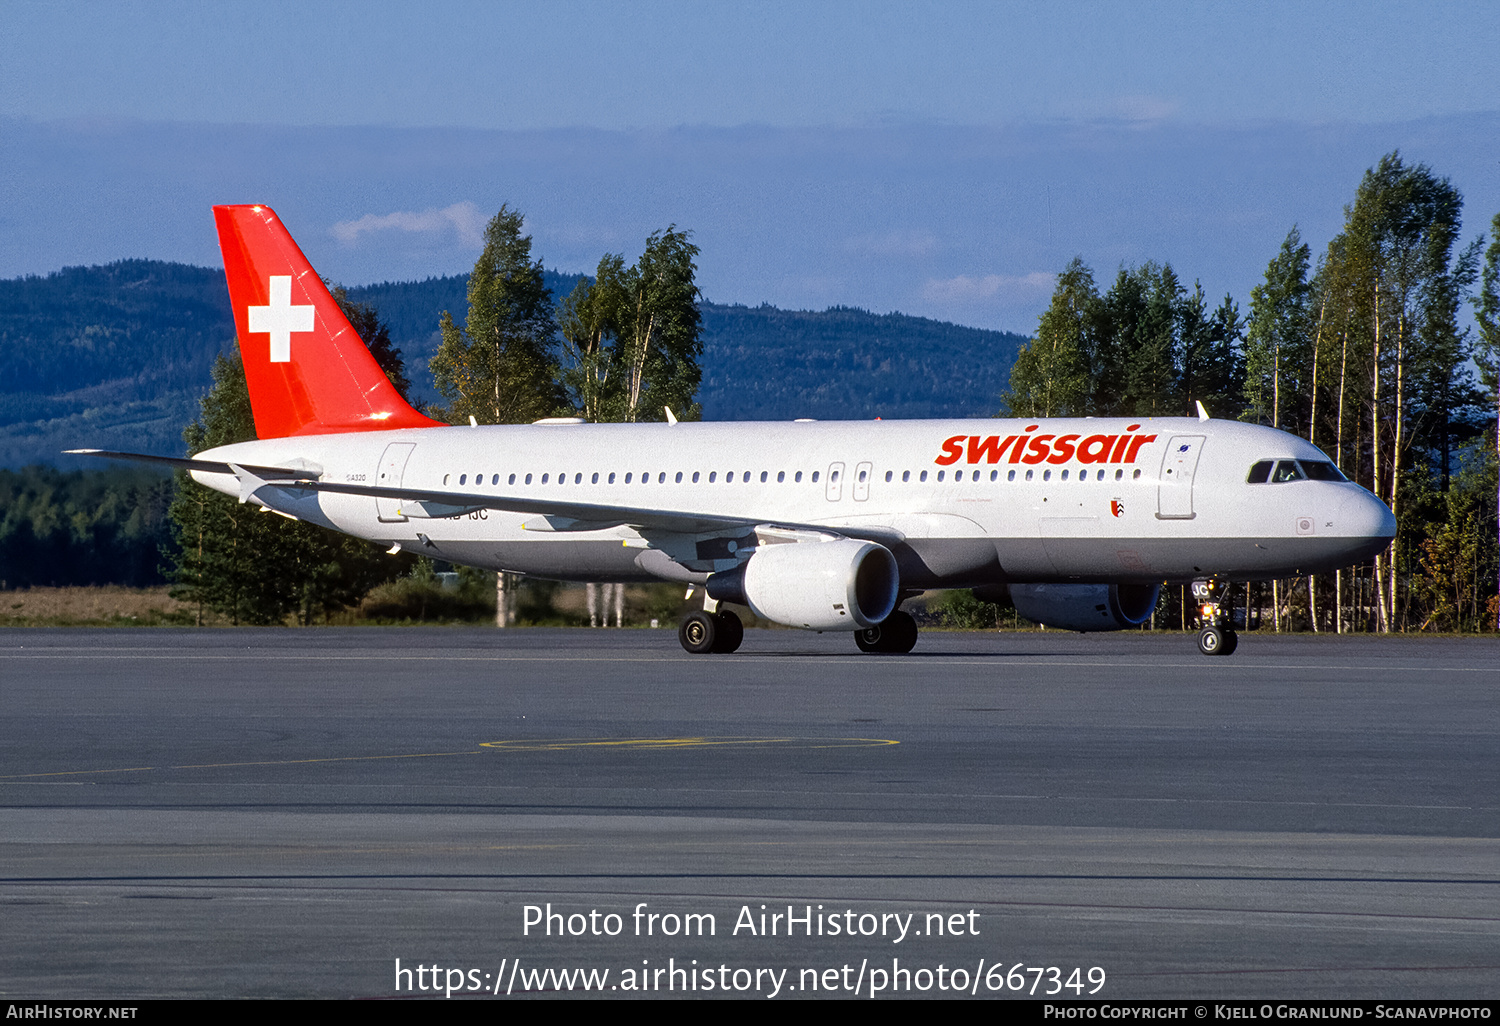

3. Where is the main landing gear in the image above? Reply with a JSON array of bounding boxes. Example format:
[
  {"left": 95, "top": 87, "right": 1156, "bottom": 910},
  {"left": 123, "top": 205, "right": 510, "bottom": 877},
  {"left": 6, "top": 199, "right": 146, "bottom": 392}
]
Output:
[
  {"left": 1191, "top": 579, "right": 1238, "bottom": 656},
  {"left": 677, "top": 606, "right": 919, "bottom": 655},
  {"left": 854, "top": 609, "right": 919, "bottom": 654},
  {"left": 679, "top": 609, "right": 744, "bottom": 654}
]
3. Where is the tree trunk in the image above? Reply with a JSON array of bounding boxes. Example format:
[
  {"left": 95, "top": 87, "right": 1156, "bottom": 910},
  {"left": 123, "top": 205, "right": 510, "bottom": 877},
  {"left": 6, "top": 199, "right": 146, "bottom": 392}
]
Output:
[{"left": 1372, "top": 284, "right": 1391, "bottom": 632}]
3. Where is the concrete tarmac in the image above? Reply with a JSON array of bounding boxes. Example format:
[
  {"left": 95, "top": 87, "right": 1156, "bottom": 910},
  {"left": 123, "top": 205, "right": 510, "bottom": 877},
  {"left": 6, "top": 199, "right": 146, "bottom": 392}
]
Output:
[{"left": 2, "top": 627, "right": 1497, "bottom": 999}]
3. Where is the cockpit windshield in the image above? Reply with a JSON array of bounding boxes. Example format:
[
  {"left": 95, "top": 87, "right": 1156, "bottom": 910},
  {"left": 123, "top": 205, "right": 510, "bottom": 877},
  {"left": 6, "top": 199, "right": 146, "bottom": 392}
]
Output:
[{"left": 1247, "top": 459, "right": 1347, "bottom": 484}]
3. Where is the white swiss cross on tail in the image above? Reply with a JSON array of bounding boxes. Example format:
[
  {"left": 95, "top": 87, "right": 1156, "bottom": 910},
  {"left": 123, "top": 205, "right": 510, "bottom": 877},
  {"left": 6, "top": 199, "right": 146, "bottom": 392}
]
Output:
[{"left": 247, "top": 275, "right": 315, "bottom": 363}]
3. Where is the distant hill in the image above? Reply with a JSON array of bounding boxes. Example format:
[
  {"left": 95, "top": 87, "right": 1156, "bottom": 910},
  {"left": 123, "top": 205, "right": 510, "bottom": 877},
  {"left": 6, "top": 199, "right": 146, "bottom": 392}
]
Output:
[
  {"left": 697, "top": 304, "right": 1022, "bottom": 421},
  {"left": 0, "top": 261, "right": 1027, "bottom": 467}
]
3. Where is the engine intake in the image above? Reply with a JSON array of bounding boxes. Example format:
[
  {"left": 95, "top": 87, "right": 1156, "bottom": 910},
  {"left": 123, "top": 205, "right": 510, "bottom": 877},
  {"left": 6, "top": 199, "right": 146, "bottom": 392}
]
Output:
[{"left": 707, "top": 539, "right": 899, "bottom": 631}]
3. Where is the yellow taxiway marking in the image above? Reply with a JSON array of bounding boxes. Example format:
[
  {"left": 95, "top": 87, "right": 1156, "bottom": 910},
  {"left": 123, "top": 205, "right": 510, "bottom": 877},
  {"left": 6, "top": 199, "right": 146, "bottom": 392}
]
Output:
[{"left": 0, "top": 737, "right": 897, "bottom": 779}]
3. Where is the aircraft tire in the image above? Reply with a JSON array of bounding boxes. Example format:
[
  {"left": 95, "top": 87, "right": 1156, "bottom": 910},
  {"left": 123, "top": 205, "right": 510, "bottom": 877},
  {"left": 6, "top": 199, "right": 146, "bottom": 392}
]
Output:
[
  {"left": 855, "top": 610, "right": 918, "bottom": 654},
  {"left": 679, "top": 611, "right": 717, "bottom": 654},
  {"left": 1197, "top": 626, "right": 1226, "bottom": 656},
  {"left": 854, "top": 625, "right": 883, "bottom": 652},
  {"left": 711, "top": 610, "right": 744, "bottom": 653},
  {"left": 1220, "top": 629, "right": 1238, "bottom": 656},
  {"left": 885, "top": 610, "right": 918, "bottom": 653}
]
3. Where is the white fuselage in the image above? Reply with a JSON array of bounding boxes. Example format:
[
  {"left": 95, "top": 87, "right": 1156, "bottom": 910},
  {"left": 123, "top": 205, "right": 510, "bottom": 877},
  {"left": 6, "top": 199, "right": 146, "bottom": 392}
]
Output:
[{"left": 194, "top": 416, "right": 1395, "bottom": 590}]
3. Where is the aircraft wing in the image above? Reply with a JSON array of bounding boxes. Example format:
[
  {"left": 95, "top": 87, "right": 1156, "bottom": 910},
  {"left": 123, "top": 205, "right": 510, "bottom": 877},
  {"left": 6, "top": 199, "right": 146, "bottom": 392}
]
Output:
[
  {"left": 68, "top": 448, "right": 902, "bottom": 541},
  {"left": 273, "top": 475, "right": 772, "bottom": 535}
]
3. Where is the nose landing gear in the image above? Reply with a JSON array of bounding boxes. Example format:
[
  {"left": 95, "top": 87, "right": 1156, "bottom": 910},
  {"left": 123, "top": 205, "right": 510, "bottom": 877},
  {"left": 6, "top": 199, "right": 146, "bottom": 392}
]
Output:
[{"left": 1192, "top": 579, "right": 1238, "bottom": 656}]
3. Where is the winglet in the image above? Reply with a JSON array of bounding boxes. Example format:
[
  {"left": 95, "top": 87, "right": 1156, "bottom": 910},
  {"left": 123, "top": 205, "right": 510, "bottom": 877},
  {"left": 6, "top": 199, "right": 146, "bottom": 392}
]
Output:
[
  {"left": 664, "top": 407, "right": 678, "bottom": 425},
  {"left": 1196, "top": 400, "right": 1210, "bottom": 422}
]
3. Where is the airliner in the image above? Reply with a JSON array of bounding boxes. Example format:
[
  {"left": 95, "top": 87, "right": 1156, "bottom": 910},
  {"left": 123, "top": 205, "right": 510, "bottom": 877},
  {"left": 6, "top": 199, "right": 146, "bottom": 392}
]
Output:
[{"left": 72, "top": 205, "right": 1396, "bottom": 656}]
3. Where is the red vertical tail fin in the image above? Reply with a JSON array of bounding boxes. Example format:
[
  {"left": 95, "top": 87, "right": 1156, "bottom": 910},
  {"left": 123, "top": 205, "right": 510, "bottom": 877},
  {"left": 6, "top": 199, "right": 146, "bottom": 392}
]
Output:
[{"left": 214, "top": 204, "right": 443, "bottom": 438}]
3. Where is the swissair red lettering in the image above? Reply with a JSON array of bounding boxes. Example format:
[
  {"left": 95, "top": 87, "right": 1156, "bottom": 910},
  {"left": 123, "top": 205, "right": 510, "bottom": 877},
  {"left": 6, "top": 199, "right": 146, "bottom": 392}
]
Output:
[
  {"left": 934, "top": 427, "right": 1159, "bottom": 467},
  {"left": 1046, "top": 434, "right": 1079, "bottom": 464},
  {"left": 967, "top": 435, "right": 1016, "bottom": 464},
  {"left": 1019, "top": 435, "right": 1052, "bottom": 464},
  {"left": 937, "top": 435, "right": 966, "bottom": 466},
  {"left": 1077, "top": 435, "right": 1114, "bottom": 463}
]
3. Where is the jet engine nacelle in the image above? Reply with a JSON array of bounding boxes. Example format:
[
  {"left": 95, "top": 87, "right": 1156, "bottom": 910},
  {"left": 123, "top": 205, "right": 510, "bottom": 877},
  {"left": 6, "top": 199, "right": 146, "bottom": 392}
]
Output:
[
  {"left": 994, "top": 582, "right": 1161, "bottom": 632},
  {"left": 708, "top": 538, "right": 900, "bottom": 631}
]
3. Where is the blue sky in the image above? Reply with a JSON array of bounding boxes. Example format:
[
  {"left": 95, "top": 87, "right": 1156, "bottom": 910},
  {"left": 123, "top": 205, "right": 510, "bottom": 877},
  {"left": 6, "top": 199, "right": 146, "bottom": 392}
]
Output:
[{"left": 4, "top": 1, "right": 1498, "bottom": 332}]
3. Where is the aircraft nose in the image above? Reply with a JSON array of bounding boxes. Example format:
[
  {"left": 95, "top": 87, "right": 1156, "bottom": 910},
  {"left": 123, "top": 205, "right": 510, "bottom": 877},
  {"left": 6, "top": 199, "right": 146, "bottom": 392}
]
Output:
[{"left": 1336, "top": 489, "right": 1396, "bottom": 543}]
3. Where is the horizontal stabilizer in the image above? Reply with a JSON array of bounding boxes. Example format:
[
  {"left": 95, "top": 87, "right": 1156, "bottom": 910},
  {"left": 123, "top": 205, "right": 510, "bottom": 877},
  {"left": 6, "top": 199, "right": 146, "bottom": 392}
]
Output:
[{"left": 65, "top": 449, "right": 320, "bottom": 481}]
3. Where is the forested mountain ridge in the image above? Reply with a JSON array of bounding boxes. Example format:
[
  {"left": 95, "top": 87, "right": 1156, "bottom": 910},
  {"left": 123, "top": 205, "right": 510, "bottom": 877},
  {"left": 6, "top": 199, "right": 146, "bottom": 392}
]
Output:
[{"left": 0, "top": 262, "right": 1027, "bottom": 466}]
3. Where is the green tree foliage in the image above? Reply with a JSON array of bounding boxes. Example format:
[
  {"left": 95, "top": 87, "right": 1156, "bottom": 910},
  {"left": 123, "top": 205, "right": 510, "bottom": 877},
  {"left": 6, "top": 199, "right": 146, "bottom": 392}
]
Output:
[
  {"left": 1469, "top": 211, "right": 1500, "bottom": 628},
  {"left": 1009, "top": 258, "right": 1243, "bottom": 420},
  {"left": 1001, "top": 258, "right": 1092, "bottom": 416},
  {"left": 1410, "top": 446, "right": 1497, "bottom": 632},
  {"left": 1244, "top": 228, "right": 1313, "bottom": 429},
  {"left": 430, "top": 206, "right": 565, "bottom": 425},
  {"left": 0, "top": 466, "right": 173, "bottom": 588},
  {"left": 167, "top": 323, "right": 413, "bottom": 625},
  {"left": 1309, "top": 153, "right": 1483, "bottom": 629},
  {"left": 559, "top": 227, "right": 703, "bottom": 422}
]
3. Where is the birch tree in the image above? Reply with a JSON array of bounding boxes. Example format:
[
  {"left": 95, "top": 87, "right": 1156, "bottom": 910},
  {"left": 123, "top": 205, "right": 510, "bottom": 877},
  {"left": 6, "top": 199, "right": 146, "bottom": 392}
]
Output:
[{"left": 430, "top": 205, "right": 564, "bottom": 426}]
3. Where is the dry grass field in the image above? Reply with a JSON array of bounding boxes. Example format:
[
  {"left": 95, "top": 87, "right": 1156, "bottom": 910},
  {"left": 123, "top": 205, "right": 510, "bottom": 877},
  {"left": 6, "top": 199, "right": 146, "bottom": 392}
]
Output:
[{"left": 0, "top": 586, "right": 205, "bottom": 627}]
